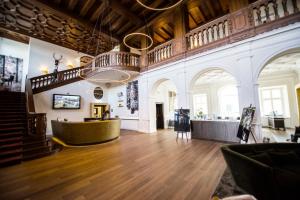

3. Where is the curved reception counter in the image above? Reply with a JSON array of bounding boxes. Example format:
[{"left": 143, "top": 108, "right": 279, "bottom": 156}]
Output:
[{"left": 51, "top": 119, "right": 120, "bottom": 145}]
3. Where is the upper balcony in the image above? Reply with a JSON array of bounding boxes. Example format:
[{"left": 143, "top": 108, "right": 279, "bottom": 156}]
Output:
[
  {"left": 29, "top": 0, "right": 300, "bottom": 93},
  {"left": 145, "top": 0, "right": 300, "bottom": 70}
]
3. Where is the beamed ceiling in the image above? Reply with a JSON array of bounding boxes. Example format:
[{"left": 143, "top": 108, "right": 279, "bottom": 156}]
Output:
[{"left": 0, "top": 0, "right": 255, "bottom": 56}]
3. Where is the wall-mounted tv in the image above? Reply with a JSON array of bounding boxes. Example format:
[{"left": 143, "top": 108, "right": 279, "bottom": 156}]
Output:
[{"left": 53, "top": 94, "right": 81, "bottom": 109}]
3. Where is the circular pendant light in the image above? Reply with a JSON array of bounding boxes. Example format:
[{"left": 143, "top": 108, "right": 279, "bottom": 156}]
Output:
[
  {"left": 78, "top": 67, "right": 132, "bottom": 84},
  {"left": 136, "top": 0, "right": 184, "bottom": 11},
  {"left": 123, "top": 32, "right": 153, "bottom": 51}
]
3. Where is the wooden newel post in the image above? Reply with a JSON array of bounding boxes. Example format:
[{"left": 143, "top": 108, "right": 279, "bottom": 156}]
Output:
[
  {"left": 173, "top": 5, "right": 188, "bottom": 55},
  {"left": 140, "top": 31, "right": 148, "bottom": 69}
]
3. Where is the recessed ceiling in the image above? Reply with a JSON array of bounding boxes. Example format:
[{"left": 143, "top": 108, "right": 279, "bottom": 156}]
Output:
[
  {"left": 260, "top": 52, "right": 300, "bottom": 76},
  {"left": 194, "top": 69, "right": 236, "bottom": 85}
]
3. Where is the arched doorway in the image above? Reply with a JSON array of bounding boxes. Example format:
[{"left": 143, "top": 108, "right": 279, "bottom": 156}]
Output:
[
  {"left": 151, "top": 79, "right": 178, "bottom": 130},
  {"left": 257, "top": 51, "right": 300, "bottom": 142},
  {"left": 190, "top": 68, "right": 240, "bottom": 120}
]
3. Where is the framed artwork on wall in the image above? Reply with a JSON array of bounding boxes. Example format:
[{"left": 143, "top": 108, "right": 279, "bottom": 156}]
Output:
[
  {"left": 0, "top": 55, "right": 23, "bottom": 92},
  {"left": 126, "top": 80, "right": 138, "bottom": 114}
]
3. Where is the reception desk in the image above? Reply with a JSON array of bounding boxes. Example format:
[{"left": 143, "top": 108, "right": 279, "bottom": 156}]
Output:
[
  {"left": 191, "top": 120, "right": 240, "bottom": 143},
  {"left": 51, "top": 119, "right": 120, "bottom": 145}
]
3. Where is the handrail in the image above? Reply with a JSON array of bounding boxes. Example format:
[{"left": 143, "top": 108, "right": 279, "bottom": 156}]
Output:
[
  {"left": 147, "top": 40, "right": 174, "bottom": 64},
  {"left": 185, "top": 15, "right": 229, "bottom": 50},
  {"left": 30, "top": 66, "right": 85, "bottom": 94},
  {"left": 185, "top": 0, "right": 299, "bottom": 52},
  {"left": 25, "top": 77, "right": 47, "bottom": 136},
  {"left": 94, "top": 51, "right": 140, "bottom": 68},
  {"left": 27, "top": 112, "right": 47, "bottom": 136},
  {"left": 25, "top": 78, "right": 35, "bottom": 113}
]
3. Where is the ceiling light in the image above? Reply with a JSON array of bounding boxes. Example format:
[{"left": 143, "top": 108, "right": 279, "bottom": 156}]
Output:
[
  {"left": 123, "top": 32, "right": 153, "bottom": 51},
  {"left": 136, "top": 0, "right": 184, "bottom": 11}
]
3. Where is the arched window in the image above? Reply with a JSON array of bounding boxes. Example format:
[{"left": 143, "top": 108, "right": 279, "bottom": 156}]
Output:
[{"left": 218, "top": 86, "right": 239, "bottom": 118}]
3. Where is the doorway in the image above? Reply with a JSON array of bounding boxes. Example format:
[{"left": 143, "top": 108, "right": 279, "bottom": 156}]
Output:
[{"left": 156, "top": 103, "right": 164, "bottom": 129}]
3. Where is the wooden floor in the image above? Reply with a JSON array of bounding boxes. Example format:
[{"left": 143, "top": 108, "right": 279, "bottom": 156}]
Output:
[{"left": 0, "top": 130, "right": 226, "bottom": 200}]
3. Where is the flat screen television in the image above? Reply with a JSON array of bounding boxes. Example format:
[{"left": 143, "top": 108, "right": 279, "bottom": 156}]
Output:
[{"left": 53, "top": 94, "right": 81, "bottom": 109}]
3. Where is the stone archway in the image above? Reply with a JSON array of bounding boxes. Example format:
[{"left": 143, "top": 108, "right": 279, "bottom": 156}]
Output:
[
  {"left": 188, "top": 67, "right": 240, "bottom": 120},
  {"left": 149, "top": 78, "right": 178, "bottom": 132}
]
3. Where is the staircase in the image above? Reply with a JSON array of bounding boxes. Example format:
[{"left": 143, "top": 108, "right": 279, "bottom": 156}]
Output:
[{"left": 0, "top": 91, "right": 52, "bottom": 167}]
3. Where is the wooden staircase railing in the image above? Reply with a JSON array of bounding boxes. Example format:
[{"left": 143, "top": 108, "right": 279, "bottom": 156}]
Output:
[
  {"left": 25, "top": 78, "right": 47, "bottom": 137},
  {"left": 30, "top": 66, "right": 86, "bottom": 94}
]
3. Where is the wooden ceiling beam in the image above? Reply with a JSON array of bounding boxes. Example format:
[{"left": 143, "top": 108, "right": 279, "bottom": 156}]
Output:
[
  {"left": 160, "top": 27, "right": 173, "bottom": 38},
  {"left": 67, "top": 0, "right": 78, "bottom": 10},
  {"left": 205, "top": 1, "right": 216, "bottom": 17},
  {"left": 80, "top": 0, "right": 95, "bottom": 17},
  {"left": 110, "top": 0, "right": 143, "bottom": 26},
  {"left": 90, "top": 2, "right": 106, "bottom": 22},
  {"left": 189, "top": 13, "right": 198, "bottom": 26}
]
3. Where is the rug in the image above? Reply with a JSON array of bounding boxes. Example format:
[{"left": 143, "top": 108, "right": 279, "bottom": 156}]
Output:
[{"left": 212, "top": 168, "right": 246, "bottom": 199}]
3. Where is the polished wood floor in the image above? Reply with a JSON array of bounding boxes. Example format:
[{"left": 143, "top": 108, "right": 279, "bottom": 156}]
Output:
[{"left": 0, "top": 130, "right": 226, "bottom": 200}]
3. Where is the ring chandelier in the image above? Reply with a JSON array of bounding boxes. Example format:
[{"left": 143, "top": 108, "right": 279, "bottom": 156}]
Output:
[
  {"left": 77, "top": 67, "right": 131, "bottom": 84},
  {"left": 123, "top": 32, "right": 153, "bottom": 51},
  {"left": 136, "top": 0, "right": 184, "bottom": 11}
]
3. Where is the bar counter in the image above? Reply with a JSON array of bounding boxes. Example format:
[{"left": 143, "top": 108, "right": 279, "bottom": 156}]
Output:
[{"left": 191, "top": 120, "right": 240, "bottom": 143}]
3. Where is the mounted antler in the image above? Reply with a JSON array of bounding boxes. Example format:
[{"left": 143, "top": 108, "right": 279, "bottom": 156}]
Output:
[
  {"left": 53, "top": 53, "right": 63, "bottom": 62},
  {"left": 53, "top": 53, "right": 63, "bottom": 67}
]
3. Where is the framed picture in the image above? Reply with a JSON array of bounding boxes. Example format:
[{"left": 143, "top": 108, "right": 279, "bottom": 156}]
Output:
[
  {"left": 174, "top": 109, "right": 191, "bottom": 132},
  {"left": 237, "top": 106, "right": 256, "bottom": 142},
  {"left": 0, "top": 55, "right": 23, "bottom": 92},
  {"left": 126, "top": 80, "right": 138, "bottom": 114}
]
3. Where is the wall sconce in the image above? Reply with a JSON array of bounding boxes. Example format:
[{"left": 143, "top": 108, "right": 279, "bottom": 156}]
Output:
[
  {"left": 67, "top": 64, "right": 74, "bottom": 69},
  {"left": 67, "top": 61, "right": 74, "bottom": 69},
  {"left": 40, "top": 66, "right": 49, "bottom": 75}
]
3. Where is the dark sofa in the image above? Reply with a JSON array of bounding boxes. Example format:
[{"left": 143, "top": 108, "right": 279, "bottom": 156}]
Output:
[{"left": 221, "top": 143, "right": 300, "bottom": 200}]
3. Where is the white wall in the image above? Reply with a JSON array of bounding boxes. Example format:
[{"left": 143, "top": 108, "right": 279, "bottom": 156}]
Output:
[
  {"left": 0, "top": 38, "right": 29, "bottom": 91},
  {"left": 34, "top": 80, "right": 108, "bottom": 134},
  {"left": 27, "top": 38, "right": 88, "bottom": 78},
  {"left": 107, "top": 83, "right": 139, "bottom": 131}
]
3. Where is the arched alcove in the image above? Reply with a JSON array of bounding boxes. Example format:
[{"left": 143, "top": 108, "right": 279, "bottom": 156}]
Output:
[
  {"left": 150, "top": 79, "right": 178, "bottom": 131},
  {"left": 189, "top": 68, "right": 240, "bottom": 120},
  {"left": 257, "top": 49, "right": 300, "bottom": 142}
]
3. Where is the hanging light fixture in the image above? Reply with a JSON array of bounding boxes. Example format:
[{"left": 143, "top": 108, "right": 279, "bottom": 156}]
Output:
[
  {"left": 136, "top": 0, "right": 184, "bottom": 11},
  {"left": 80, "top": 0, "right": 140, "bottom": 85},
  {"left": 78, "top": 67, "right": 132, "bottom": 84},
  {"left": 123, "top": 32, "right": 153, "bottom": 51}
]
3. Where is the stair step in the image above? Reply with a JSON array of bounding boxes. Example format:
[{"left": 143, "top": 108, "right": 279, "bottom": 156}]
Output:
[
  {"left": 0, "top": 132, "right": 23, "bottom": 138},
  {"left": 23, "top": 145, "right": 50, "bottom": 155},
  {"left": 23, "top": 151, "right": 52, "bottom": 161},
  {"left": 23, "top": 135, "right": 46, "bottom": 142},
  {"left": 0, "top": 136, "right": 22, "bottom": 143},
  {"left": 0, "top": 148, "right": 22, "bottom": 156},
  {"left": 0, "top": 115, "right": 26, "bottom": 120},
  {"left": 0, "top": 127, "right": 25, "bottom": 133},
  {"left": 0, "top": 123, "right": 25, "bottom": 128},
  {"left": 0, "top": 111, "right": 26, "bottom": 115},
  {"left": 0, "top": 108, "right": 26, "bottom": 112},
  {"left": 23, "top": 140, "right": 47, "bottom": 149},
  {"left": 0, "top": 155, "right": 22, "bottom": 166},
  {"left": 0, "top": 119, "right": 26, "bottom": 124},
  {"left": 0, "top": 141, "right": 22, "bottom": 149}
]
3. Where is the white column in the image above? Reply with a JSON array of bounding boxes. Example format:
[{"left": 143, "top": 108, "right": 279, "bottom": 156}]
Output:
[
  {"left": 174, "top": 70, "right": 189, "bottom": 109},
  {"left": 236, "top": 56, "right": 262, "bottom": 141},
  {"left": 138, "top": 75, "right": 156, "bottom": 133}
]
